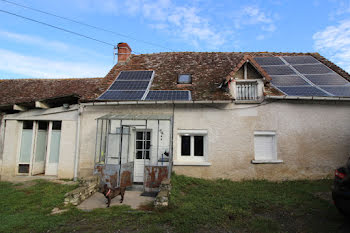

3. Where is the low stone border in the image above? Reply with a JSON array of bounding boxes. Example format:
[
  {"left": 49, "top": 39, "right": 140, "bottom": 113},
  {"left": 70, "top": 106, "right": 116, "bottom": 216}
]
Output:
[
  {"left": 64, "top": 176, "right": 99, "bottom": 206},
  {"left": 154, "top": 178, "right": 171, "bottom": 208}
]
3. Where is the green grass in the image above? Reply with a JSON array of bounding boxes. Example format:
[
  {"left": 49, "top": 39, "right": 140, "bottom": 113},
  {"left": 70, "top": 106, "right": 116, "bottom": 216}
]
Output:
[{"left": 0, "top": 175, "right": 347, "bottom": 233}]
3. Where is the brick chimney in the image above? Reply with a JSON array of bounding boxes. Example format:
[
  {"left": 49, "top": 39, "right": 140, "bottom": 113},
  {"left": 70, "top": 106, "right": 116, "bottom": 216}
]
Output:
[{"left": 117, "top": 42, "right": 132, "bottom": 64}]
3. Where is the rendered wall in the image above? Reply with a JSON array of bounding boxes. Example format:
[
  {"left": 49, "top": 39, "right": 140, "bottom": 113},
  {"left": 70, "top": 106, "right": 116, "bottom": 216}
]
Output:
[
  {"left": 0, "top": 120, "right": 21, "bottom": 180},
  {"left": 172, "top": 101, "right": 350, "bottom": 180}
]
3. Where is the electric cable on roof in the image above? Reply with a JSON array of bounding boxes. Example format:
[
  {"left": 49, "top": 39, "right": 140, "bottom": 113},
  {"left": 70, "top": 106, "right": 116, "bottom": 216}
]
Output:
[{"left": 0, "top": 0, "right": 177, "bottom": 52}]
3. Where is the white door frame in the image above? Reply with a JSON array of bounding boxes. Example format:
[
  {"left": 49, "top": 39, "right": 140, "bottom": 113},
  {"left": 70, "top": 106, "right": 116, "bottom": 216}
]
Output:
[{"left": 133, "top": 130, "right": 151, "bottom": 183}]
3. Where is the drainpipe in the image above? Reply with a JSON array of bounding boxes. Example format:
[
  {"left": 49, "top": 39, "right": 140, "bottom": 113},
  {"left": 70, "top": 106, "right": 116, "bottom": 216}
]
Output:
[{"left": 73, "top": 105, "right": 82, "bottom": 181}]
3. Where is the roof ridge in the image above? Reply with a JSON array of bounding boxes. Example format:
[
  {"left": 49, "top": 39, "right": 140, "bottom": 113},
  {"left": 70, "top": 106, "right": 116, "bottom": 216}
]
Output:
[
  {"left": 0, "top": 77, "right": 104, "bottom": 81},
  {"left": 132, "top": 51, "right": 319, "bottom": 56}
]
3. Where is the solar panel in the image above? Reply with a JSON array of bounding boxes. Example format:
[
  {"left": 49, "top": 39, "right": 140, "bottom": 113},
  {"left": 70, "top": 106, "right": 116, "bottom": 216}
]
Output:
[
  {"left": 145, "top": 91, "right": 191, "bottom": 100},
  {"left": 270, "top": 75, "right": 310, "bottom": 86},
  {"left": 304, "top": 74, "right": 349, "bottom": 85},
  {"left": 254, "top": 57, "right": 285, "bottom": 66},
  {"left": 262, "top": 65, "right": 296, "bottom": 75},
  {"left": 277, "top": 86, "right": 329, "bottom": 96},
  {"left": 117, "top": 71, "right": 153, "bottom": 80},
  {"left": 110, "top": 81, "right": 150, "bottom": 90},
  {"left": 320, "top": 86, "right": 350, "bottom": 97},
  {"left": 98, "top": 91, "right": 145, "bottom": 100},
  {"left": 282, "top": 56, "right": 319, "bottom": 65},
  {"left": 292, "top": 64, "right": 332, "bottom": 74}
]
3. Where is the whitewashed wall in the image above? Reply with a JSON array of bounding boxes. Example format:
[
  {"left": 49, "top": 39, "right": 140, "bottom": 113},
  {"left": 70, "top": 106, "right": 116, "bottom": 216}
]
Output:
[{"left": 173, "top": 101, "right": 350, "bottom": 180}]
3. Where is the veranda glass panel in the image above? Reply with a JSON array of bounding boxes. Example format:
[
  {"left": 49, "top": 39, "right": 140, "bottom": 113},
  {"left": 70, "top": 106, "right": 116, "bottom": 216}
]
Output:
[
  {"left": 49, "top": 130, "right": 61, "bottom": 163},
  {"left": 19, "top": 129, "right": 33, "bottom": 163},
  {"left": 35, "top": 130, "right": 47, "bottom": 162}
]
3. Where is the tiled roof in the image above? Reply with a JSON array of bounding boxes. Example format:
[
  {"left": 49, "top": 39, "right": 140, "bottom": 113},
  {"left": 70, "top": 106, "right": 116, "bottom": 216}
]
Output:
[
  {"left": 0, "top": 52, "right": 349, "bottom": 106},
  {"left": 0, "top": 78, "right": 103, "bottom": 106},
  {"left": 99, "top": 52, "right": 350, "bottom": 101}
]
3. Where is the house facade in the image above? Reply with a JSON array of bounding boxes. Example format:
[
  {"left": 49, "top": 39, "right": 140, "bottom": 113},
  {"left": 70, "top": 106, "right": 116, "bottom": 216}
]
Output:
[{"left": 1, "top": 42, "right": 350, "bottom": 184}]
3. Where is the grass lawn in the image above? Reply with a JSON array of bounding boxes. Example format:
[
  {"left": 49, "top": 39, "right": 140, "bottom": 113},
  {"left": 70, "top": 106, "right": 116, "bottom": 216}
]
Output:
[{"left": 0, "top": 174, "right": 348, "bottom": 233}]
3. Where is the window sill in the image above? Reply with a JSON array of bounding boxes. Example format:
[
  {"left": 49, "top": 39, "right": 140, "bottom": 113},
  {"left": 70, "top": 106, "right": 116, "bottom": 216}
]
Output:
[
  {"left": 173, "top": 161, "right": 211, "bottom": 166},
  {"left": 251, "top": 159, "right": 283, "bottom": 164}
]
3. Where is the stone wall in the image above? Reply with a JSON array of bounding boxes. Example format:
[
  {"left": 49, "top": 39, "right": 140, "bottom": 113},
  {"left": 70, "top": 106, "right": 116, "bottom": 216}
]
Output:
[
  {"left": 154, "top": 178, "right": 171, "bottom": 208},
  {"left": 64, "top": 176, "right": 99, "bottom": 206}
]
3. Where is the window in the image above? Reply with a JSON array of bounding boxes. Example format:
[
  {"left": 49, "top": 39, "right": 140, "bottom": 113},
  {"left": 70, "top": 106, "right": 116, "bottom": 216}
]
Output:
[
  {"left": 252, "top": 131, "right": 282, "bottom": 164},
  {"left": 176, "top": 130, "right": 209, "bottom": 165},
  {"left": 136, "top": 131, "right": 151, "bottom": 160},
  {"left": 178, "top": 74, "right": 192, "bottom": 84}
]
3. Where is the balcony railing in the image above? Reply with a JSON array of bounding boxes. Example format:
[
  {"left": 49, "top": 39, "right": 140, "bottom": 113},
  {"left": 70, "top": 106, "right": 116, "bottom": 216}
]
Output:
[{"left": 235, "top": 80, "right": 258, "bottom": 101}]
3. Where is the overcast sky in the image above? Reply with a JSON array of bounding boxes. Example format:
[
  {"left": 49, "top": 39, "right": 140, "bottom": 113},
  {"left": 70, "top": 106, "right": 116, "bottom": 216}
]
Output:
[{"left": 0, "top": 0, "right": 350, "bottom": 79}]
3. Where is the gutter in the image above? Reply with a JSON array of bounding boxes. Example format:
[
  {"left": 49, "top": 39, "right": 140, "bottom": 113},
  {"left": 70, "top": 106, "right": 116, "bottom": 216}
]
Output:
[
  {"left": 265, "top": 95, "right": 350, "bottom": 101},
  {"left": 73, "top": 105, "right": 82, "bottom": 181},
  {"left": 82, "top": 100, "right": 233, "bottom": 106}
]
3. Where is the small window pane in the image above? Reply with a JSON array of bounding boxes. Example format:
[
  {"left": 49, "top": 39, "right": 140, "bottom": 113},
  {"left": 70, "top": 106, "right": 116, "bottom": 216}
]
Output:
[
  {"left": 136, "top": 141, "right": 143, "bottom": 149},
  {"left": 18, "top": 164, "right": 29, "bottom": 173},
  {"left": 145, "top": 151, "right": 150, "bottom": 159},
  {"left": 52, "top": 121, "right": 62, "bottom": 130},
  {"left": 178, "top": 74, "right": 192, "bottom": 84},
  {"left": 23, "top": 121, "right": 33, "bottom": 129},
  {"left": 136, "top": 151, "right": 143, "bottom": 159},
  {"left": 136, "top": 132, "right": 143, "bottom": 140},
  {"left": 145, "top": 141, "right": 151, "bottom": 149},
  {"left": 181, "top": 136, "right": 191, "bottom": 156},
  {"left": 194, "top": 136, "right": 204, "bottom": 156},
  {"left": 38, "top": 121, "right": 48, "bottom": 130},
  {"left": 146, "top": 132, "right": 151, "bottom": 140}
]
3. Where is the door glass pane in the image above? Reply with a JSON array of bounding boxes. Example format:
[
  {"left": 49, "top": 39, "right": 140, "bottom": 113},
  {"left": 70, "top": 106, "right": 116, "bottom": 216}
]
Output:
[
  {"left": 136, "top": 151, "right": 143, "bottom": 159},
  {"left": 19, "top": 129, "right": 33, "bottom": 163},
  {"left": 194, "top": 136, "right": 204, "bottom": 156},
  {"left": 49, "top": 130, "right": 61, "bottom": 163},
  {"left": 23, "top": 121, "right": 33, "bottom": 129},
  {"left": 181, "top": 136, "right": 191, "bottom": 156},
  {"left": 52, "top": 121, "right": 62, "bottom": 130},
  {"left": 136, "top": 132, "right": 143, "bottom": 140},
  {"left": 145, "top": 141, "right": 151, "bottom": 149},
  {"left": 35, "top": 130, "right": 47, "bottom": 162},
  {"left": 136, "top": 141, "right": 143, "bottom": 149},
  {"left": 38, "top": 121, "right": 48, "bottom": 130}
]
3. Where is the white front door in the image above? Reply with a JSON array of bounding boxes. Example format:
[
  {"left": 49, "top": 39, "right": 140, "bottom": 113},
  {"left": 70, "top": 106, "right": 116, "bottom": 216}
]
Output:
[{"left": 133, "top": 131, "right": 151, "bottom": 183}]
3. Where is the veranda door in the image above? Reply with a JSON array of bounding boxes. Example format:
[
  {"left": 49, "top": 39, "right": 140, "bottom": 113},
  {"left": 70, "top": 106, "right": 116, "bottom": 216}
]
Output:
[
  {"left": 32, "top": 121, "right": 48, "bottom": 175},
  {"left": 134, "top": 131, "right": 151, "bottom": 183},
  {"left": 45, "top": 122, "right": 62, "bottom": 176}
]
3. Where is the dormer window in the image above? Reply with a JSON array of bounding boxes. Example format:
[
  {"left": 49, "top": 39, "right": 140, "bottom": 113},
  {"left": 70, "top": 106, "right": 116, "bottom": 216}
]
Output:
[{"left": 178, "top": 74, "right": 192, "bottom": 84}]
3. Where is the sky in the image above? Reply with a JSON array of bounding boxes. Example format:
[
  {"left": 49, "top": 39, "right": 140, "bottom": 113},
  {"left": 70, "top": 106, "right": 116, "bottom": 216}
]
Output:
[{"left": 1, "top": 0, "right": 350, "bottom": 79}]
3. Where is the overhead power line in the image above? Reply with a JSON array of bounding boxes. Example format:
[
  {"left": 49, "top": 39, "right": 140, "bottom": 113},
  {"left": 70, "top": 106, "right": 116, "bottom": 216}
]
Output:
[
  {"left": 0, "top": 9, "right": 116, "bottom": 47},
  {"left": 0, "top": 0, "right": 176, "bottom": 52}
]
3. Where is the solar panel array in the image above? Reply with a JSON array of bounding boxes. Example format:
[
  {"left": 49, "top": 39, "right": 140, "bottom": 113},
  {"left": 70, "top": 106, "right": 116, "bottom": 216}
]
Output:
[
  {"left": 145, "top": 90, "right": 191, "bottom": 100},
  {"left": 98, "top": 71, "right": 192, "bottom": 101},
  {"left": 98, "top": 71, "right": 153, "bottom": 100},
  {"left": 254, "top": 56, "right": 350, "bottom": 97}
]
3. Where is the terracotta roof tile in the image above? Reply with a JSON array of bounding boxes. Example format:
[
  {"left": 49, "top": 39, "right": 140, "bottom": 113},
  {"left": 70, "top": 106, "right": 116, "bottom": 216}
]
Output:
[
  {"left": 0, "top": 78, "right": 103, "bottom": 106},
  {"left": 1, "top": 51, "right": 349, "bottom": 106}
]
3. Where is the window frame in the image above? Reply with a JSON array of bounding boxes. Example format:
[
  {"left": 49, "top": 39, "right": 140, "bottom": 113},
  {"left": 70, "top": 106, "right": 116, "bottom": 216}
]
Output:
[
  {"left": 176, "top": 129, "right": 208, "bottom": 164},
  {"left": 177, "top": 74, "right": 192, "bottom": 84},
  {"left": 252, "top": 131, "right": 283, "bottom": 164}
]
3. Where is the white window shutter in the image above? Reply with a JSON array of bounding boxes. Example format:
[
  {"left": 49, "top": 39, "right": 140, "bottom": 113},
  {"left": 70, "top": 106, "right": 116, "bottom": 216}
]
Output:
[{"left": 254, "top": 135, "right": 274, "bottom": 161}]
